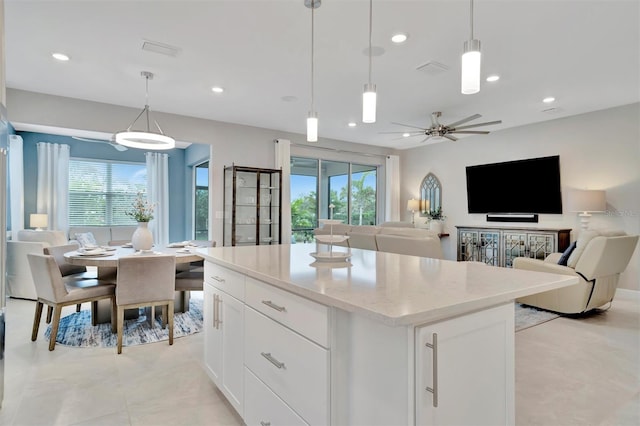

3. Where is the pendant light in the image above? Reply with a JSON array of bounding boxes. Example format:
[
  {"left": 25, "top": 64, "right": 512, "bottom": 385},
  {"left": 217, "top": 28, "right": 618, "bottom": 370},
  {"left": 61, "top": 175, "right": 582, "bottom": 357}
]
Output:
[
  {"left": 362, "top": 0, "right": 376, "bottom": 123},
  {"left": 461, "top": 0, "right": 481, "bottom": 95},
  {"left": 115, "top": 71, "right": 176, "bottom": 150},
  {"left": 306, "top": 0, "right": 320, "bottom": 142}
]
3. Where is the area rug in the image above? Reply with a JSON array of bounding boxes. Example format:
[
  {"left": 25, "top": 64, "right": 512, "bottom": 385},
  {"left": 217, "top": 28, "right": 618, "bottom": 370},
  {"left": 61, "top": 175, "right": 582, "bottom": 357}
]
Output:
[
  {"left": 515, "top": 303, "right": 560, "bottom": 332},
  {"left": 45, "top": 298, "right": 203, "bottom": 348}
]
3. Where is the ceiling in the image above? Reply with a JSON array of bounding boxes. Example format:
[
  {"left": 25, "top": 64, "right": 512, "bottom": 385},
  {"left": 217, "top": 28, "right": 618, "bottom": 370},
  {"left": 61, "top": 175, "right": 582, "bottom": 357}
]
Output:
[{"left": 4, "top": 0, "right": 639, "bottom": 150}]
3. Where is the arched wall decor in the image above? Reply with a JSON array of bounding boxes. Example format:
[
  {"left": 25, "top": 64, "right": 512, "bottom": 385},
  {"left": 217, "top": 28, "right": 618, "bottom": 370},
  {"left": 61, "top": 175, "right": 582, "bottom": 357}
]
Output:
[{"left": 420, "top": 173, "right": 441, "bottom": 215}]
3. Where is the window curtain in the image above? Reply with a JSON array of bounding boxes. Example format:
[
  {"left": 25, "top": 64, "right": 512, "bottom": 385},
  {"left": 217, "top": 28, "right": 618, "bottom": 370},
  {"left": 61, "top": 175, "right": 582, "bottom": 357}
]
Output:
[
  {"left": 385, "top": 154, "right": 400, "bottom": 222},
  {"left": 37, "top": 142, "right": 69, "bottom": 233},
  {"left": 275, "top": 139, "right": 291, "bottom": 243},
  {"left": 146, "top": 152, "right": 169, "bottom": 246},
  {"left": 8, "top": 135, "right": 24, "bottom": 236}
]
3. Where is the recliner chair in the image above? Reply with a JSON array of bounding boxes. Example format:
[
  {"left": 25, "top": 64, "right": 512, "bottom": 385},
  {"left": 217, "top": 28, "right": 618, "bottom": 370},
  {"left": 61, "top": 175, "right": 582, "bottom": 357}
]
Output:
[{"left": 514, "top": 232, "right": 638, "bottom": 314}]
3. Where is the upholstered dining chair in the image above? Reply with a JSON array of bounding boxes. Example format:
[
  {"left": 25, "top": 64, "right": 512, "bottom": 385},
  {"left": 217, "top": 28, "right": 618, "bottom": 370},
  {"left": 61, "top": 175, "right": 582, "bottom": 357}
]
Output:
[
  {"left": 174, "top": 269, "right": 204, "bottom": 313},
  {"left": 44, "top": 243, "right": 98, "bottom": 317},
  {"left": 27, "top": 253, "right": 116, "bottom": 351},
  {"left": 116, "top": 254, "right": 176, "bottom": 354}
]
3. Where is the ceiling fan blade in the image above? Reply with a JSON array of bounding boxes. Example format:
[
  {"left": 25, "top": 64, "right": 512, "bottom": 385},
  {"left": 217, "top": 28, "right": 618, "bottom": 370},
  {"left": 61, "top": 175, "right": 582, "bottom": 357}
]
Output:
[
  {"left": 390, "top": 121, "right": 427, "bottom": 131},
  {"left": 453, "top": 120, "right": 502, "bottom": 130},
  {"left": 379, "top": 131, "right": 423, "bottom": 135},
  {"left": 418, "top": 136, "right": 432, "bottom": 144},
  {"left": 443, "top": 134, "right": 458, "bottom": 141},
  {"left": 446, "top": 114, "right": 482, "bottom": 128},
  {"left": 450, "top": 130, "right": 490, "bottom": 134}
]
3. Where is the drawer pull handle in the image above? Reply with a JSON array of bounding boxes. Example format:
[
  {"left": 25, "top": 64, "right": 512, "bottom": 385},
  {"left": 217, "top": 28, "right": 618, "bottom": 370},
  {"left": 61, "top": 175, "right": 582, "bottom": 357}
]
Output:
[
  {"left": 425, "top": 332, "right": 438, "bottom": 408},
  {"left": 260, "top": 422, "right": 271, "bottom": 426},
  {"left": 211, "top": 275, "right": 225, "bottom": 283},
  {"left": 261, "top": 300, "right": 286, "bottom": 312},
  {"left": 261, "top": 352, "right": 285, "bottom": 369}
]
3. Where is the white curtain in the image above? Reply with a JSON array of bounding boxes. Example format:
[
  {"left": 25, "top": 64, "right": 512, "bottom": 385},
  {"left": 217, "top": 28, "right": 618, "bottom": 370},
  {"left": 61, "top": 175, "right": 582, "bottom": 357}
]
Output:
[
  {"left": 8, "top": 135, "right": 24, "bottom": 236},
  {"left": 37, "top": 142, "right": 69, "bottom": 233},
  {"left": 146, "top": 152, "right": 169, "bottom": 246},
  {"left": 385, "top": 154, "right": 400, "bottom": 222},
  {"left": 275, "top": 139, "right": 291, "bottom": 243}
]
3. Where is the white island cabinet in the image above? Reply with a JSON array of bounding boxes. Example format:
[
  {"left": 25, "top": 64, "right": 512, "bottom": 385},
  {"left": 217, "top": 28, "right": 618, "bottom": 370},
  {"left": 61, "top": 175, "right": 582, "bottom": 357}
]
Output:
[{"left": 198, "top": 244, "right": 577, "bottom": 425}]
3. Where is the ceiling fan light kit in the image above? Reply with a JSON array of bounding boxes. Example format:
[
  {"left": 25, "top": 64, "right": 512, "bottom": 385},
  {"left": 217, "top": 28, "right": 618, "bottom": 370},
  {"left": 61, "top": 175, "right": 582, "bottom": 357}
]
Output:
[
  {"left": 461, "top": 0, "right": 481, "bottom": 95},
  {"left": 114, "top": 71, "right": 176, "bottom": 150},
  {"left": 362, "top": 0, "right": 377, "bottom": 124}
]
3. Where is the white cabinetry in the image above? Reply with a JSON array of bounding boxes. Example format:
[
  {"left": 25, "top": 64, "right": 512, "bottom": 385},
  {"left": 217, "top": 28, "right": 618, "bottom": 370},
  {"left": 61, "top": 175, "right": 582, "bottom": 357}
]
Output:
[
  {"left": 415, "top": 303, "right": 514, "bottom": 425},
  {"left": 203, "top": 263, "right": 245, "bottom": 416}
]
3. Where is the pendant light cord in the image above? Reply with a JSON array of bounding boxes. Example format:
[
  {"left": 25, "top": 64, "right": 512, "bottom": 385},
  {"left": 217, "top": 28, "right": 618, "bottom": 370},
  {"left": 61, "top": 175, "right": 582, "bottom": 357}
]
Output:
[
  {"left": 470, "top": 0, "right": 474, "bottom": 39},
  {"left": 144, "top": 74, "right": 151, "bottom": 132},
  {"left": 368, "top": 0, "right": 372, "bottom": 84},
  {"left": 311, "top": 0, "right": 315, "bottom": 112}
]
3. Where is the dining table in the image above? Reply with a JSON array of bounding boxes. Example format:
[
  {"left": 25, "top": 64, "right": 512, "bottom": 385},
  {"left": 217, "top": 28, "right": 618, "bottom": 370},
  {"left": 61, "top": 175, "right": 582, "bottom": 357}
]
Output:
[{"left": 64, "top": 244, "right": 205, "bottom": 323}]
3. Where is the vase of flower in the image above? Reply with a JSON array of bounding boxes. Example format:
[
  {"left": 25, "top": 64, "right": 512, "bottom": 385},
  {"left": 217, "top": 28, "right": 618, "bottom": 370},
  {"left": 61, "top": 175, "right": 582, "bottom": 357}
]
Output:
[
  {"left": 132, "top": 222, "right": 153, "bottom": 251},
  {"left": 126, "top": 192, "right": 155, "bottom": 251},
  {"left": 426, "top": 207, "right": 446, "bottom": 235},
  {"left": 429, "top": 219, "right": 444, "bottom": 234}
]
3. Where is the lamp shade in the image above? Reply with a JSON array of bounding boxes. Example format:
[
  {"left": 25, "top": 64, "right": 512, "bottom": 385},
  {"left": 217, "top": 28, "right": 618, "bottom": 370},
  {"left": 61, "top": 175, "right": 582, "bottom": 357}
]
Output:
[
  {"left": 407, "top": 199, "right": 420, "bottom": 212},
  {"left": 30, "top": 213, "right": 48, "bottom": 230},
  {"left": 567, "top": 190, "right": 606, "bottom": 213}
]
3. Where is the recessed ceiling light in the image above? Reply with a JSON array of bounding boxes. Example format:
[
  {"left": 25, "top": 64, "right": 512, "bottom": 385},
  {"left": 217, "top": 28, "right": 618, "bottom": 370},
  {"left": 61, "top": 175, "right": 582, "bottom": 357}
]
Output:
[
  {"left": 391, "top": 33, "right": 408, "bottom": 43},
  {"left": 543, "top": 96, "right": 556, "bottom": 103},
  {"left": 211, "top": 87, "right": 224, "bottom": 93},
  {"left": 348, "top": 122, "right": 357, "bottom": 127},
  {"left": 402, "top": 133, "right": 411, "bottom": 138},
  {"left": 52, "top": 52, "right": 70, "bottom": 61},
  {"left": 486, "top": 75, "right": 500, "bottom": 82}
]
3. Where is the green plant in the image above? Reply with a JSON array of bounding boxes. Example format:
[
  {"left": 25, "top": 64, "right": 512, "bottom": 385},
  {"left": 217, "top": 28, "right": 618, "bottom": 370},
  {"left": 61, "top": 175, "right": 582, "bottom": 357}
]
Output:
[
  {"left": 425, "top": 206, "right": 446, "bottom": 221},
  {"left": 126, "top": 193, "right": 154, "bottom": 222}
]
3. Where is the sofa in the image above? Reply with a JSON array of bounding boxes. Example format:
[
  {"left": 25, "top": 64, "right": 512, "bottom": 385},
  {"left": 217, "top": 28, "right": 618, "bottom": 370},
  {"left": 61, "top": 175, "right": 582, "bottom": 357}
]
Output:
[
  {"left": 6, "top": 230, "right": 68, "bottom": 299},
  {"left": 514, "top": 229, "right": 639, "bottom": 314},
  {"left": 314, "top": 224, "right": 443, "bottom": 259},
  {"left": 68, "top": 226, "right": 137, "bottom": 246}
]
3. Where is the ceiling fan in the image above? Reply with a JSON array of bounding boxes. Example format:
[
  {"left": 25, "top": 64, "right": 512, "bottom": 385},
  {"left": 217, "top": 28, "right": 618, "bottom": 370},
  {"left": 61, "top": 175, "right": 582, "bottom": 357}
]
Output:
[
  {"left": 71, "top": 136, "right": 128, "bottom": 151},
  {"left": 382, "top": 111, "right": 502, "bottom": 143}
]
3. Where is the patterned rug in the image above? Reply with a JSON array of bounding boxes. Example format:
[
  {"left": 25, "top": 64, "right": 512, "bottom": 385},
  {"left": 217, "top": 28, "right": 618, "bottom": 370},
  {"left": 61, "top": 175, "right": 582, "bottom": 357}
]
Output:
[
  {"left": 45, "top": 298, "right": 203, "bottom": 348},
  {"left": 515, "top": 303, "right": 560, "bottom": 332}
]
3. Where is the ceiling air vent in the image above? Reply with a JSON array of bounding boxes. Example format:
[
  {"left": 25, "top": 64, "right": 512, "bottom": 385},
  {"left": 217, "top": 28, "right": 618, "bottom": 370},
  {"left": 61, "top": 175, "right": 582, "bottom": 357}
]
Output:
[
  {"left": 141, "top": 40, "right": 181, "bottom": 57},
  {"left": 416, "top": 61, "right": 449, "bottom": 76}
]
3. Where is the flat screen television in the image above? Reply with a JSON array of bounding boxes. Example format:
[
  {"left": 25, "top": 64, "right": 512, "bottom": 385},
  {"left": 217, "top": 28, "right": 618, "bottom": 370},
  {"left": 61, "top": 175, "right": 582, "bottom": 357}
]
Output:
[{"left": 465, "top": 155, "right": 563, "bottom": 214}]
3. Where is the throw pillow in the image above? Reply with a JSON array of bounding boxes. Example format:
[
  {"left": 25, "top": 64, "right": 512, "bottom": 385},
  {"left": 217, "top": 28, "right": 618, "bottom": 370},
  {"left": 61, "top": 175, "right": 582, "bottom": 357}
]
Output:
[
  {"left": 557, "top": 241, "right": 577, "bottom": 266},
  {"left": 567, "top": 229, "right": 599, "bottom": 268},
  {"left": 75, "top": 232, "right": 97, "bottom": 248}
]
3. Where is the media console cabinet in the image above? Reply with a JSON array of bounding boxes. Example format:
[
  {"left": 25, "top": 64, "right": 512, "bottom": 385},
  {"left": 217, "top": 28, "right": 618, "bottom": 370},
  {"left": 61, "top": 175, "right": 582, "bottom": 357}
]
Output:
[
  {"left": 198, "top": 244, "right": 576, "bottom": 425},
  {"left": 456, "top": 226, "right": 572, "bottom": 268}
]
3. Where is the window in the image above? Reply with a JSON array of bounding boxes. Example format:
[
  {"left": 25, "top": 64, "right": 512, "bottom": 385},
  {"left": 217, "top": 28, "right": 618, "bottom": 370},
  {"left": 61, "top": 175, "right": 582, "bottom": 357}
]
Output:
[
  {"left": 290, "top": 156, "right": 378, "bottom": 241},
  {"left": 194, "top": 161, "right": 209, "bottom": 240},
  {"left": 68, "top": 159, "right": 146, "bottom": 226}
]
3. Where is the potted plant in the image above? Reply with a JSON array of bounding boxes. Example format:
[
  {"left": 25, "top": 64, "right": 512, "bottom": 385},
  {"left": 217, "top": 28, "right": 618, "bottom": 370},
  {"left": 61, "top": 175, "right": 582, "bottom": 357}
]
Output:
[
  {"left": 425, "top": 207, "right": 446, "bottom": 234},
  {"left": 126, "top": 193, "right": 155, "bottom": 251}
]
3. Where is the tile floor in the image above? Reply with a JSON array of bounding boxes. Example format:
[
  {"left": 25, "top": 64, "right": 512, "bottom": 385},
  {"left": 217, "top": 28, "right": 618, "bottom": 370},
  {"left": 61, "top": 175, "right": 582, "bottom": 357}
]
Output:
[{"left": 0, "top": 292, "right": 638, "bottom": 425}]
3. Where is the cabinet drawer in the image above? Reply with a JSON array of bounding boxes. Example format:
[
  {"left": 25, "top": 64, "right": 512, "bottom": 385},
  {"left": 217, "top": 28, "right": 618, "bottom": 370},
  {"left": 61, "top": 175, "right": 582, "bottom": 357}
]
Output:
[
  {"left": 245, "top": 277, "right": 329, "bottom": 348},
  {"left": 245, "top": 307, "right": 329, "bottom": 426},
  {"left": 244, "top": 367, "right": 308, "bottom": 426},
  {"left": 204, "top": 261, "right": 245, "bottom": 301}
]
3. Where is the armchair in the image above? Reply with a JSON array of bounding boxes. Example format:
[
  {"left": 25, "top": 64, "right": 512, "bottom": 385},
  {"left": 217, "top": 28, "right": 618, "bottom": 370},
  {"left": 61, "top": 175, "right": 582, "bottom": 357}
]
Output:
[{"left": 514, "top": 233, "right": 638, "bottom": 314}]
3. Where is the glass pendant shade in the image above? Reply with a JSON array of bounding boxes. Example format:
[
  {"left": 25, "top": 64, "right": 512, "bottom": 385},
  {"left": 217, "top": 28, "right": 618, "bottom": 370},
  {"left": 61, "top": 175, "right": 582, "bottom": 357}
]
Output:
[
  {"left": 362, "top": 83, "right": 377, "bottom": 123},
  {"left": 307, "top": 112, "right": 318, "bottom": 142},
  {"left": 461, "top": 39, "right": 481, "bottom": 95}
]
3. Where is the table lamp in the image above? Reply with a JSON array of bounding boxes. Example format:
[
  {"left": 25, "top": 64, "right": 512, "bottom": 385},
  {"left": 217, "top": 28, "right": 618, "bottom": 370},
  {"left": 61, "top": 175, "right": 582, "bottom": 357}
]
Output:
[
  {"left": 567, "top": 189, "right": 606, "bottom": 229},
  {"left": 407, "top": 199, "right": 420, "bottom": 224},
  {"left": 30, "top": 213, "right": 49, "bottom": 231}
]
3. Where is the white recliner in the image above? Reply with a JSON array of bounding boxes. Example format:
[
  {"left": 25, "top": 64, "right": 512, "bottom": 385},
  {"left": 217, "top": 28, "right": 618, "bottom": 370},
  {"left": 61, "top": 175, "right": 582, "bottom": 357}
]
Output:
[{"left": 514, "top": 231, "right": 639, "bottom": 314}]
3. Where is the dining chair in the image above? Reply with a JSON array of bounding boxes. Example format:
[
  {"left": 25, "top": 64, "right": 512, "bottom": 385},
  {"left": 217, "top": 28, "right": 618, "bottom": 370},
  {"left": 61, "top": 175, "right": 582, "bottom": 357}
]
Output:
[
  {"left": 174, "top": 269, "right": 204, "bottom": 313},
  {"left": 116, "top": 254, "right": 176, "bottom": 354},
  {"left": 27, "top": 253, "right": 116, "bottom": 351}
]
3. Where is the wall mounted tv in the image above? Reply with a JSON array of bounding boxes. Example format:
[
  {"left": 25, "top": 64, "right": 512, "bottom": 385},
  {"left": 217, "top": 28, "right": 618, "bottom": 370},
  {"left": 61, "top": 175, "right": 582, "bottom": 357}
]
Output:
[{"left": 465, "top": 155, "right": 563, "bottom": 214}]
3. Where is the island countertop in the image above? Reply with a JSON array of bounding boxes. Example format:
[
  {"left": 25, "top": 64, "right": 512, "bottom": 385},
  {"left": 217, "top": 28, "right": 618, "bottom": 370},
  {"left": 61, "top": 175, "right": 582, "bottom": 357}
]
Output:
[{"left": 197, "top": 244, "right": 578, "bottom": 326}]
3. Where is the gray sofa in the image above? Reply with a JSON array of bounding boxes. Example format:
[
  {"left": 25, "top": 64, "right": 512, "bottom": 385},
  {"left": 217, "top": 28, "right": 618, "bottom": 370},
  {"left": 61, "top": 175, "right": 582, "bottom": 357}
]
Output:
[{"left": 68, "top": 226, "right": 137, "bottom": 246}]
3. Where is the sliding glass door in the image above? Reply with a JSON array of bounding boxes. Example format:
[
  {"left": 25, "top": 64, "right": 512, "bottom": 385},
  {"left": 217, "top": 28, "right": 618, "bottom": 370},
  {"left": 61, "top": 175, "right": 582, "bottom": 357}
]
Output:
[{"left": 194, "top": 161, "right": 209, "bottom": 240}]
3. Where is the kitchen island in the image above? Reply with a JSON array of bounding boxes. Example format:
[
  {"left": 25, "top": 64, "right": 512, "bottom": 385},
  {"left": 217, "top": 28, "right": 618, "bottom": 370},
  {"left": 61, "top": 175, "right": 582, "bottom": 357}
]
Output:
[{"left": 197, "top": 243, "right": 577, "bottom": 425}]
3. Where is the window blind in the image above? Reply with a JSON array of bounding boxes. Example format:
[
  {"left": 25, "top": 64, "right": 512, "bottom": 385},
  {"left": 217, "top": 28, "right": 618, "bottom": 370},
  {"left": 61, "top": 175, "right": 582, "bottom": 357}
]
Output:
[{"left": 68, "top": 159, "right": 146, "bottom": 226}]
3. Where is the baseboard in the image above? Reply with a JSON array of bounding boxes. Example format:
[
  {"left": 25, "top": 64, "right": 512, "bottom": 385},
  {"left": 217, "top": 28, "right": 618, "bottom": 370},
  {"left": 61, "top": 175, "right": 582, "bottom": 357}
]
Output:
[{"left": 615, "top": 288, "right": 640, "bottom": 301}]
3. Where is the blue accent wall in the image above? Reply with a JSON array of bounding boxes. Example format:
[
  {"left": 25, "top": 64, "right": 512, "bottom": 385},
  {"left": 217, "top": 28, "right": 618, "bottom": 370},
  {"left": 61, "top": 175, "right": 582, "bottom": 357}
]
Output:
[{"left": 18, "top": 131, "right": 192, "bottom": 242}]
